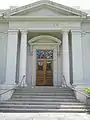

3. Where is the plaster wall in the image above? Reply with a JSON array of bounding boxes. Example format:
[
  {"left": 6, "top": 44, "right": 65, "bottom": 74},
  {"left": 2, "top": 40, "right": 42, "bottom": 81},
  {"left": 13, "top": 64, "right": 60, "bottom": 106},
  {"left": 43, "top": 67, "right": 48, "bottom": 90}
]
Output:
[
  {"left": 0, "top": 23, "right": 8, "bottom": 84},
  {"left": 81, "top": 23, "right": 90, "bottom": 86}
]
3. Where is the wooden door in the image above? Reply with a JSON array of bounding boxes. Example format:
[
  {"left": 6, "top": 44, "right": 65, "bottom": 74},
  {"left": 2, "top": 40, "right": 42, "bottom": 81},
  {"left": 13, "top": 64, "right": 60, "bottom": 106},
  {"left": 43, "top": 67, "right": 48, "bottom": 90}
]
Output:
[{"left": 36, "top": 50, "right": 53, "bottom": 86}]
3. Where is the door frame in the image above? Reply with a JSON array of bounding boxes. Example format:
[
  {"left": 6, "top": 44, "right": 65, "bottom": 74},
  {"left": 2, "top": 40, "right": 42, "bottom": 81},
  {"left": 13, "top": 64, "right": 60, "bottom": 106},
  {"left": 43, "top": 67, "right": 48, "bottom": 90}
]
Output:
[{"left": 32, "top": 46, "right": 58, "bottom": 86}]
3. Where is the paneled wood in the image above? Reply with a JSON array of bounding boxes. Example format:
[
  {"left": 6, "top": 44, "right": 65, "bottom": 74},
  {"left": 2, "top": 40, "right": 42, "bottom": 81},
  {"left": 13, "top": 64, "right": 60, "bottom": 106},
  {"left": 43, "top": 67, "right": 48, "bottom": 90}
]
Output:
[{"left": 36, "top": 59, "right": 53, "bottom": 86}]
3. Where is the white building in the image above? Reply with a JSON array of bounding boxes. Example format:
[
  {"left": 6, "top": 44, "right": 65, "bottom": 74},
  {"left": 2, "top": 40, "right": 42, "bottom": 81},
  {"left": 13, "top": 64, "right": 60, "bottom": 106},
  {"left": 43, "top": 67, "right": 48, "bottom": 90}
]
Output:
[{"left": 0, "top": 0, "right": 90, "bottom": 90}]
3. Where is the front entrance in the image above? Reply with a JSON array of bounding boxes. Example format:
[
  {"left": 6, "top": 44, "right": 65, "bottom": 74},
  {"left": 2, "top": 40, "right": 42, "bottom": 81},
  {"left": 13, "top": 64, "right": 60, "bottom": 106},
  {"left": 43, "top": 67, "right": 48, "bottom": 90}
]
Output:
[{"left": 36, "top": 50, "right": 53, "bottom": 86}]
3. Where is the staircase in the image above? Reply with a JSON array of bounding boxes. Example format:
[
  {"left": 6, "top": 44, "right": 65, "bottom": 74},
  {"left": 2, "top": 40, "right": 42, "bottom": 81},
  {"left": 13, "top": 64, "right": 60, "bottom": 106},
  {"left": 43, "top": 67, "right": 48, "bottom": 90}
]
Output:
[{"left": 0, "top": 87, "right": 90, "bottom": 112}]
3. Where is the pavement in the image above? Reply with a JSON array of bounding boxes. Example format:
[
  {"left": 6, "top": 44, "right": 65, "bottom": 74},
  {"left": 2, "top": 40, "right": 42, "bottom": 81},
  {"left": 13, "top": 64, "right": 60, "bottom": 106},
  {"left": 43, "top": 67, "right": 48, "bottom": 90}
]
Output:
[{"left": 0, "top": 113, "right": 90, "bottom": 120}]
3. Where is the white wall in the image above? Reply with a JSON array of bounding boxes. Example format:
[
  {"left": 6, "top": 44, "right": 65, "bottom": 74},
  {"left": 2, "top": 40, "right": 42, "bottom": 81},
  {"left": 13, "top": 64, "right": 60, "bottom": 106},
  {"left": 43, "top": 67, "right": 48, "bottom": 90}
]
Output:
[
  {"left": 81, "top": 23, "right": 90, "bottom": 85},
  {"left": 0, "top": 23, "right": 8, "bottom": 84}
]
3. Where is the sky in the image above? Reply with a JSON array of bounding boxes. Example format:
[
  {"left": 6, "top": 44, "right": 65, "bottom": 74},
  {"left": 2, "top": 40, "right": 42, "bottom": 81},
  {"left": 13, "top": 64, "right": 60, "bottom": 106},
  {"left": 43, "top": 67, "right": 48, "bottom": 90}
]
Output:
[{"left": 0, "top": 0, "right": 90, "bottom": 10}]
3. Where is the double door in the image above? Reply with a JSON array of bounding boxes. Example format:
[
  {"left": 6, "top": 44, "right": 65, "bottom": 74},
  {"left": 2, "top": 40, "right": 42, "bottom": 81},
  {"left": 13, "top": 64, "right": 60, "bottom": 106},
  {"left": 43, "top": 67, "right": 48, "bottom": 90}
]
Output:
[{"left": 36, "top": 59, "right": 53, "bottom": 86}]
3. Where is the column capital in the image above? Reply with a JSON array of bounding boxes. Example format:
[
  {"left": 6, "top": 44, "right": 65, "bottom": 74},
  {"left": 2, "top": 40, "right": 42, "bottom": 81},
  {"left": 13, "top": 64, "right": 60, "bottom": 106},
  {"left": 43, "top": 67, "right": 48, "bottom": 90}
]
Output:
[
  {"left": 81, "top": 31, "right": 86, "bottom": 37},
  {"left": 20, "top": 29, "right": 28, "bottom": 34},
  {"left": 62, "top": 29, "right": 69, "bottom": 34}
]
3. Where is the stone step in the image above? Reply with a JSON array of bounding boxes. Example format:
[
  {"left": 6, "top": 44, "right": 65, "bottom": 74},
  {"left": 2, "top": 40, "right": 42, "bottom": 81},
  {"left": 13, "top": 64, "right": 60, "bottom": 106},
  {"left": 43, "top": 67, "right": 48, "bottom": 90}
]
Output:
[
  {"left": 0, "top": 101, "right": 83, "bottom": 105},
  {"left": 0, "top": 108, "right": 89, "bottom": 113},
  {"left": 16, "top": 87, "right": 71, "bottom": 90},
  {"left": 13, "top": 92, "right": 73, "bottom": 95},
  {"left": 15, "top": 87, "right": 72, "bottom": 92},
  {"left": 0, "top": 104, "right": 88, "bottom": 109},
  {"left": 14, "top": 92, "right": 74, "bottom": 96},
  {"left": 12, "top": 95, "right": 75, "bottom": 99},
  {"left": 10, "top": 98, "right": 78, "bottom": 102},
  {"left": 14, "top": 91, "right": 74, "bottom": 94}
]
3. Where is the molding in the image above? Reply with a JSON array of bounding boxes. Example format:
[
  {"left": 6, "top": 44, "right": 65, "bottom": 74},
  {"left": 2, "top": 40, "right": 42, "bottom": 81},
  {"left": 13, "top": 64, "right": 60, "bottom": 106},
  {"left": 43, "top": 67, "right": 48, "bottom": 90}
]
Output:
[
  {"left": 71, "top": 29, "right": 81, "bottom": 33},
  {"left": 31, "top": 43, "right": 60, "bottom": 45},
  {"left": 28, "top": 35, "right": 61, "bottom": 45},
  {"left": 8, "top": 16, "right": 82, "bottom": 21},
  {"left": 8, "top": 29, "right": 19, "bottom": 33},
  {"left": 3, "top": 0, "right": 87, "bottom": 16}
]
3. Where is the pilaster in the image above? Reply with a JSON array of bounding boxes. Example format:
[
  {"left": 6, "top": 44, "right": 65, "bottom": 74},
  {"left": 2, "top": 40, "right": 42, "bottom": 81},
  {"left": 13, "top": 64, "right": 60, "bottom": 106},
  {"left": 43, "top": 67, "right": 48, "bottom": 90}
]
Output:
[
  {"left": 71, "top": 29, "right": 83, "bottom": 87},
  {"left": 5, "top": 29, "right": 18, "bottom": 85}
]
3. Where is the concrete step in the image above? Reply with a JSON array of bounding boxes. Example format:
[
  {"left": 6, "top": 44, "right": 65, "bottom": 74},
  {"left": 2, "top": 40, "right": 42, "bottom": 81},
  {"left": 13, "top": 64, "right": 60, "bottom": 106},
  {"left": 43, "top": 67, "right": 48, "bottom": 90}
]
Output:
[
  {"left": 15, "top": 87, "right": 73, "bottom": 93},
  {"left": 10, "top": 98, "right": 78, "bottom": 102},
  {"left": 15, "top": 89, "right": 73, "bottom": 93},
  {"left": 0, "top": 104, "right": 88, "bottom": 109},
  {"left": 0, "top": 108, "right": 89, "bottom": 113},
  {"left": 12, "top": 95, "right": 75, "bottom": 99},
  {"left": 13, "top": 93, "right": 74, "bottom": 96},
  {"left": 0, "top": 101, "right": 83, "bottom": 105}
]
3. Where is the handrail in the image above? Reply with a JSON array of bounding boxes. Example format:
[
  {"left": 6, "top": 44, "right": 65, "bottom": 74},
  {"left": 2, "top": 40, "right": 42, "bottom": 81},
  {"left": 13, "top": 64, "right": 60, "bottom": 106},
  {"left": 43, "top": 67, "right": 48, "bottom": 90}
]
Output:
[
  {"left": 61, "top": 75, "right": 67, "bottom": 87},
  {"left": 18, "top": 75, "right": 26, "bottom": 87},
  {"left": 0, "top": 75, "right": 26, "bottom": 96}
]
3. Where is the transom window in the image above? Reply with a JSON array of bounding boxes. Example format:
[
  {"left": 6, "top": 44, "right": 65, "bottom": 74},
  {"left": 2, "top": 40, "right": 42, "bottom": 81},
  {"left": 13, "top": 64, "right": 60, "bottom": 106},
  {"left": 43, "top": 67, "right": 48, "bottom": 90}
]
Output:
[{"left": 36, "top": 50, "right": 53, "bottom": 59}]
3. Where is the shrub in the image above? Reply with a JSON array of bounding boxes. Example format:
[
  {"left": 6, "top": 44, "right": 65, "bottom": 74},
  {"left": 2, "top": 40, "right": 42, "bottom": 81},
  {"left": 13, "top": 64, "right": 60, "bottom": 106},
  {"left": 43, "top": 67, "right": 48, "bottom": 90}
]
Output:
[{"left": 84, "top": 88, "right": 90, "bottom": 94}]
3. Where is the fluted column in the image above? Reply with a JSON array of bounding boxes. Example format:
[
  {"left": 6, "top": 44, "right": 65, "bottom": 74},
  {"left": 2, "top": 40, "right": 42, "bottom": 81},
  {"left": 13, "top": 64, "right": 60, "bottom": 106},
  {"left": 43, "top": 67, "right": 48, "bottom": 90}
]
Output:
[
  {"left": 19, "top": 30, "right": 27, "bottom": 85},
  {"left": 62, "top": 30, "right": 70, "bottom": 86}
]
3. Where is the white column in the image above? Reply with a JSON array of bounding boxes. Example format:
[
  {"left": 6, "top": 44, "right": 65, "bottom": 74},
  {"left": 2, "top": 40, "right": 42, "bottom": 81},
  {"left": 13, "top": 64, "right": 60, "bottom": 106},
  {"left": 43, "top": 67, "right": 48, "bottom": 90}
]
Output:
[
  {"left": 32, "top": 48, "right": 36, "bottom": 86},
  {"left": 5, "top": 30, "right": 18, "bottom": 85},
  {"left": 53, "top": 47, "right": 58, "bottom": 86},
  {"left": 71, "top": 30, "right": 83, "bottom": 87},
  {"left": 62, "top": 30, "right": 70, "bottom": 86},
  {"left": 57, "top": 52, "right": 61, "bottom": 86},
  {"left": 19, "top": 30, "right": 27, "bottom": 85}
]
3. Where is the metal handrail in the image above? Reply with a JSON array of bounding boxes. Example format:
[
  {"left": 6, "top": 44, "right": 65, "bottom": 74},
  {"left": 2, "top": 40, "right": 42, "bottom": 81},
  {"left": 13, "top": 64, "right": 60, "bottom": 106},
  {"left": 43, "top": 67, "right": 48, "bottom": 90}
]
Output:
[
  {"left": 18, "top": 75, "right": 26, "bottom": 87},
  {"left": 61, "top": 75, "right": 67, "bottom": 87},
  {"left": 0, "top": 75, "right": 26, "bottom": 96}
]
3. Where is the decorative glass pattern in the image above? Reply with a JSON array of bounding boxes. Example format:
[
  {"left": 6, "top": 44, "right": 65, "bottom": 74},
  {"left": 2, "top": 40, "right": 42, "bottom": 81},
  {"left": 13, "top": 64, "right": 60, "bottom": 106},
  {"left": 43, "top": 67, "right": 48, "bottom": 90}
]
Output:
[{"left": 36, "top": 50, "right": 53, "bottom": 59}]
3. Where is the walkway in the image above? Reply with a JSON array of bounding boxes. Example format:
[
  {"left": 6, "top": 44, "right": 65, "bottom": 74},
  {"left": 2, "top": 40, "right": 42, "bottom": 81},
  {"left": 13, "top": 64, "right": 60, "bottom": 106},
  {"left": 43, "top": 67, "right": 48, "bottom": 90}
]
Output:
[{"left": 0, "top": 113, "right": 90, "bottom": 120}]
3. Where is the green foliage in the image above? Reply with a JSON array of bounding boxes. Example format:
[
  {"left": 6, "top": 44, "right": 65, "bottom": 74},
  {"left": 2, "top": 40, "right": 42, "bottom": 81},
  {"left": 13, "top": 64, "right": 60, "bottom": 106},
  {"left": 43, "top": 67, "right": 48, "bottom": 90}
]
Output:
[{"left": 84, "top": 88, "right": 90, "bottom": 94}]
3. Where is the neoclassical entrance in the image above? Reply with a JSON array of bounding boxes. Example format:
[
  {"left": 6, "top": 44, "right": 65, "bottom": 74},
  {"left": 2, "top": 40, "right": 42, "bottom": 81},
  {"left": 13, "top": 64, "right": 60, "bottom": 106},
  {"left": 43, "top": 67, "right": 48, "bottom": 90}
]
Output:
[
  {"left": 28, "top": 35, "right": 61, "bottom": 86},
  {"left": 36, "top": 50, "right": 53, "bottom": 86}
]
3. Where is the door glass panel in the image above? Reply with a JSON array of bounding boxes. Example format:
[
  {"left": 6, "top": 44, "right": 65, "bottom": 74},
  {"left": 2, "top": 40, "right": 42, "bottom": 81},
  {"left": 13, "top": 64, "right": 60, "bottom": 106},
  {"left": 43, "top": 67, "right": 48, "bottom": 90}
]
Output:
[
  {"left": 46, "top": 60, "right": 52, "bottom": 71},
  {"left": 37, "top": 60, "right": 43, "bottom": 71}
]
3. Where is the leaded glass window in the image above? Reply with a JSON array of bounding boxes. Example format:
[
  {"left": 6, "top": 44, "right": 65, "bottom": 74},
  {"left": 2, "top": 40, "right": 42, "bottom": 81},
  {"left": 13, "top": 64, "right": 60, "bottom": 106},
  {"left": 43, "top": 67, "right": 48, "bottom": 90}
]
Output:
[{"left": 36, "top": 50, "right": 53, "bottom": 59}]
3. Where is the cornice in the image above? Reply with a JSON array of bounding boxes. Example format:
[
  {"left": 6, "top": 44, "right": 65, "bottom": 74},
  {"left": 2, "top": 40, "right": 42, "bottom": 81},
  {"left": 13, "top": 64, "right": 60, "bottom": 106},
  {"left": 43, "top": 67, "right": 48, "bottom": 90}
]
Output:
[
  {"left": 7, "top": 16, "right": 83, "bottom": 21},
  {"left": 3, "top": 0, "right": 87, "bottom": 16}
]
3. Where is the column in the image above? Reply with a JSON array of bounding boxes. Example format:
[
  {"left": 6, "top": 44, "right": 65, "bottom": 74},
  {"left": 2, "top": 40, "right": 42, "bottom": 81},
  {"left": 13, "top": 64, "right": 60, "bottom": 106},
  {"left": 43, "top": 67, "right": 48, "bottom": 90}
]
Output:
[
  {"left": 5, "top": 30, "right": 18, "bottom": 85},
  {"left": 71, "top": 29, "right": 83, "bottom": 86},
  {"left": 19, "top": 30, "right": 27, "bottom": 85},
  {"left": 53, "top": 47, "right": 58, "bottom": 86},
  {"left": 62, "top": 30, "right": 70, "bottom": 86}
]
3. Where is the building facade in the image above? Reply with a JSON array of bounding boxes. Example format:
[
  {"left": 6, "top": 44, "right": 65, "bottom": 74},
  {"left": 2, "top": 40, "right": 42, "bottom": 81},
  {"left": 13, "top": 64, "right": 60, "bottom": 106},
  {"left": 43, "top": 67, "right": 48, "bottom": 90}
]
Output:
[{"left": 0, "top": 0, "right": 90, "bottom": 89}]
